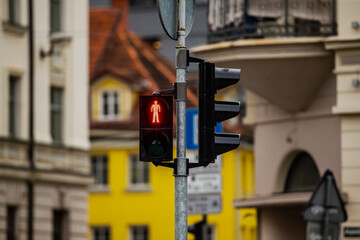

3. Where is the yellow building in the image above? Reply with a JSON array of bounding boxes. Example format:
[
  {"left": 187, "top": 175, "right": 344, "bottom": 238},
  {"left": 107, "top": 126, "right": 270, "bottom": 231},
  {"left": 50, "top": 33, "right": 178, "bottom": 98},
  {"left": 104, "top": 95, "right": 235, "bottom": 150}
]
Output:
[
  {"left": 89, "top": 146, "right": 255, "bottom": 240},
  {"left": 88, "top": 6, "right": 256, "bottom": 240}
]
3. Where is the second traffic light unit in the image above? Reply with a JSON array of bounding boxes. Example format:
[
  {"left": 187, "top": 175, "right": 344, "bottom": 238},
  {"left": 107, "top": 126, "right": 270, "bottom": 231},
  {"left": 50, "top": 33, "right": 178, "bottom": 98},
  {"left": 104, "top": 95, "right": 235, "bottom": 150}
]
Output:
[{"left": 198, "top": 61, "right": 241, "bottom": 165}]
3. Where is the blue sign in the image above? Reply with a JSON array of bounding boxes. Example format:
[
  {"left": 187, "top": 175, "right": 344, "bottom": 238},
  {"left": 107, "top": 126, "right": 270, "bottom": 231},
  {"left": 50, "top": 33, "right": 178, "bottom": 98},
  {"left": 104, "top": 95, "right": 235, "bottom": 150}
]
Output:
[{"left": 186, "top": 109, "right": 222, "bottom": 150}]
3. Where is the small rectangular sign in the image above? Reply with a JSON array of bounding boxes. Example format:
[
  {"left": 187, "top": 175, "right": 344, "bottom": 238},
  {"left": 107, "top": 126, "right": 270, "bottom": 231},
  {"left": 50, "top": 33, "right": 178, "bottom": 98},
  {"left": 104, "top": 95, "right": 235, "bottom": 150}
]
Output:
[
  {"left": 187, "top": 152, "right": 222, "bottom": 173},
  {"left": 188, "top": 194, "right": 222, "bottom": 215},
  {"left": 344, "top": 227, "right": 360, "bottom": 238},
  {"left": 188, "top": 173, "right": 222, "bottom": 194}
]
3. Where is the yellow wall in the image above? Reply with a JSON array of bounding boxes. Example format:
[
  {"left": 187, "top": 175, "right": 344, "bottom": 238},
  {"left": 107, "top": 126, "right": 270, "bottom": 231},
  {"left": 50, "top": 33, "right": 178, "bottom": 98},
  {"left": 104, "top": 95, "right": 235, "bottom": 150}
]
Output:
[
  {"left": 89, "top": 148, "right": 256, "bottom": 240},
  {"left": 89, "top": 148, "right": 176, "bottom": 239}
]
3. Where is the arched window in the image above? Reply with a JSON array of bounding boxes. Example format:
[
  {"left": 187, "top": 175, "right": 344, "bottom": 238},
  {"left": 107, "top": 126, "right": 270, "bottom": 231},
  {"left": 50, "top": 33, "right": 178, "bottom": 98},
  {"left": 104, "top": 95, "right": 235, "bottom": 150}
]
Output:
[{"left": 284, "top": 152, "right": 320, "bottom": 193}]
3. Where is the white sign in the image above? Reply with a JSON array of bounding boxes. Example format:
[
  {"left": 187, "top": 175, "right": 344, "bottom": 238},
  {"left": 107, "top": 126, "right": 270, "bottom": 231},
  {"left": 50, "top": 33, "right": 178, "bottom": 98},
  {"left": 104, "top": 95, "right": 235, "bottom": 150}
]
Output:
[
  {"left": 188, "top": 173, "right": 222, "bottom": 194},
  {"left": 188, "top": 194, "right": 222, "bottom": 215},
  {"left": 187, "top": 152, "right": 222, "bottom": 173}
]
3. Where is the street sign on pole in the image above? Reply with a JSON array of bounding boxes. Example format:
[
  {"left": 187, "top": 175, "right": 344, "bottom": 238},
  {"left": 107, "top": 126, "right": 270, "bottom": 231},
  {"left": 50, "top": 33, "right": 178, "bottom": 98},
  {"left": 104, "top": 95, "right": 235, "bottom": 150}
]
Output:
[
  {"left": 303, "top": 170, "right": 347, "bottom": 240},
  {"left": 186, "top": 109, "right": 222, "bottom": 150},
  {"left": 188, "top": 173, "right": 222, "bottom": 194},
  {"left": 188, "top": 194, "right": 222, "bottom": 215},
  {"left": 157, "top": 0, "right": 196, "bottom": 40},
  {"left": 188, "top": 151, "right": 222, "bottom": 174}
]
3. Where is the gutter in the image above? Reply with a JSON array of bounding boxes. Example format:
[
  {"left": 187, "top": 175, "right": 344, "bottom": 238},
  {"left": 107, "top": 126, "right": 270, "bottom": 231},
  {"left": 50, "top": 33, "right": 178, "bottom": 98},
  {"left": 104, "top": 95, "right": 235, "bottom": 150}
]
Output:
[{"left": 27, "top": 1, "right": 34, "bottom": 239}]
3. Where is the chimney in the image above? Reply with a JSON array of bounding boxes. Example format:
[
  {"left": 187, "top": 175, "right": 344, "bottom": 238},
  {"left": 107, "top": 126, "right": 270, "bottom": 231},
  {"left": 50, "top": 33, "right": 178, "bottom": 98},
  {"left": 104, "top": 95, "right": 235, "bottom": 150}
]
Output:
[
  {"left": 112, "top": 0, "right": 129, "bottom": 8},
  {"left": 112, "top": 0, "right": 129, "bottom": 29}
]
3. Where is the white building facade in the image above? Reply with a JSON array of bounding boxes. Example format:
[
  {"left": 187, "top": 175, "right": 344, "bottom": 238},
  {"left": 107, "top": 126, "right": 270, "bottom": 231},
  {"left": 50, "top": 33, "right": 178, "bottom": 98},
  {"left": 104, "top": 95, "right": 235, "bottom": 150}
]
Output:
[{"left": 0, "top": 0, "right": 91, "bottom": 239}]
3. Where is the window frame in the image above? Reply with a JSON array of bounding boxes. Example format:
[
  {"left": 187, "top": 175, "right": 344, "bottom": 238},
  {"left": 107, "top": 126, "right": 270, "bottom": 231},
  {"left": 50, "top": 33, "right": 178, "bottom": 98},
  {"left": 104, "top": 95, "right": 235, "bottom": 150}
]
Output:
[
  {"left": 50, "top": 0, "right": 62, "bottom": 33},
  {"left": 128, "top": 154, "right": 150, "bottom": 191},
  {"left": 8, "top": 75, "right": 20, "bottom": 139},
  {"left": 129, "top": 225, "right": 149, "bottom": 240},
  {"left": 91, "top": 155, "right": 109, "bottom": 187},
  {"left": 99, "top": 89, "right": 121, "bottom": 121},
  {"left": 50, "top": 87, "right": 64, "bottom": 145},
  {"left": 92, "top": 226, "right": 110, "bottom": 240},
  {"left": 7, "top": 0, "right": 20, "bottom": 25}
]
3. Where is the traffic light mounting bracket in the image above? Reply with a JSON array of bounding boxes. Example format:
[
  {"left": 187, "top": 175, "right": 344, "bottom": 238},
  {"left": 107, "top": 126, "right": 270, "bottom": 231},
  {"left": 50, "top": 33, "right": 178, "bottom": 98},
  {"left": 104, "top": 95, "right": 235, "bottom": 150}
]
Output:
[{"left": 152, "top": 158, "right": 209, "bottom": 176}]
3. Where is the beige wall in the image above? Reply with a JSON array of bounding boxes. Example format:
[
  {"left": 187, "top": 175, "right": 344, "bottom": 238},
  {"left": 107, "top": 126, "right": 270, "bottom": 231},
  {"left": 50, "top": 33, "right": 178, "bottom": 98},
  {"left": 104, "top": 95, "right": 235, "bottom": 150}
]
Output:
[
  {"left": 259, "top": 207, "right": 307, "bottom": 240},
  {"left": 250, "top": 74, "right": 341, "bottom": 195},
  {"left": 337, "top": 0, "right": 360, "bottom": 37}
]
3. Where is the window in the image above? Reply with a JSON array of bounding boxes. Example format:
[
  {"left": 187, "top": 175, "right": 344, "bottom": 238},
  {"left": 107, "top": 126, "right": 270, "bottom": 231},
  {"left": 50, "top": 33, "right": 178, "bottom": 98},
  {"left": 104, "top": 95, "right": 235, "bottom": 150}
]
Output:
[
  {"left": 129, "top": 154, "right": 149, "bottom": 188},
  {"left": 50, "top": 87, "right": 63, "bottom": 144},
  {"left": 50, "top": 0, "right": 62, "bottom": 33},
  {"left": 130, "top": 226, "right": 149, "bottom": 240},
  {"left": 92, "top": 226, "right": 110, "bottom": 240},
  {"left": 53, "top": 210, "right": 68, "bottom": 240},
  {"left": 8, "top": 0, "right": 19, "bottom": 25},
  {"left": 6, "top": 206, "right": 17, "bottom": 240},
  {"left": 284, "top": 152, "right": 320, "bottom": 192},
  {"left": 91, "top": 155, "right": 108, "bottom": 185},
  {"left": 100, "top": 90, "right": 120, "bottom": 120},
  {"left": 8, "top": 76, "right": 20, "bottom": 138},
  {"left": 130, "top": 0, "right": 156, "bottom": 6}
]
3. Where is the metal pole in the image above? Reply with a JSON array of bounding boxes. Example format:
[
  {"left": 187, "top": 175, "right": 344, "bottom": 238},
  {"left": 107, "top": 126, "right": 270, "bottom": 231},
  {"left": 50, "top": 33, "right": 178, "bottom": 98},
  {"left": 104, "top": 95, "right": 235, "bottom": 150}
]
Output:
[
  {"left": 323, "top": 175, "right": 332, "bottom": 240},
  {"left": 175, "top": 0, "right": 187, "bottom": 239}
]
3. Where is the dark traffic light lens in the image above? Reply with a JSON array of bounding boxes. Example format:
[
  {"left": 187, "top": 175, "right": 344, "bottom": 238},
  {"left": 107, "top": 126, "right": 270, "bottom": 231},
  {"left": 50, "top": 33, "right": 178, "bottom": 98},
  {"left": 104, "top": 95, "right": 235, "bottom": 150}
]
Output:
[{"left": 144, "top": 131, "right": 169, "bottom": 158}]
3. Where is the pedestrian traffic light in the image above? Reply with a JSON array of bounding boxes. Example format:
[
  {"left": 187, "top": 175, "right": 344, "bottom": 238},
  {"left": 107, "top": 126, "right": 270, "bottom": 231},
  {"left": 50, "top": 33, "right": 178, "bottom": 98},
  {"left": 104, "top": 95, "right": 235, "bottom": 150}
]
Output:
[
  {"left": 139, "top": 95, "right": 173, "bottom": 163},
  {"left": 198, "top": 61, "right": 241, "bottom": 165}
]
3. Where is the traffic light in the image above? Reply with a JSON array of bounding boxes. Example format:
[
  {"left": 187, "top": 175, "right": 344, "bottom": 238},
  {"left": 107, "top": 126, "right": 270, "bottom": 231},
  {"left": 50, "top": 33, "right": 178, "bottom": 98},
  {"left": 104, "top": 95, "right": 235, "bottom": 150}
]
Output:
[
  {"left": 188, "top": 215, "right": 212, "bottom": 240},
  {"left": 139, "top": 95, "right": 173, "bottom": 163},
  {"left": 198, "top": 61, "right": 241, "bottom": 165}
]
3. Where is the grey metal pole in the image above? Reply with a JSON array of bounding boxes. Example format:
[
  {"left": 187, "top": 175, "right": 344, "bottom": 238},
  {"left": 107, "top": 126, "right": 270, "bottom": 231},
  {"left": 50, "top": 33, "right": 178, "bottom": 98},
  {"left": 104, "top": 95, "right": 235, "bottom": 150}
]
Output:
[{"left": 175, "top": 0, "right": 188, "bottom": 238}]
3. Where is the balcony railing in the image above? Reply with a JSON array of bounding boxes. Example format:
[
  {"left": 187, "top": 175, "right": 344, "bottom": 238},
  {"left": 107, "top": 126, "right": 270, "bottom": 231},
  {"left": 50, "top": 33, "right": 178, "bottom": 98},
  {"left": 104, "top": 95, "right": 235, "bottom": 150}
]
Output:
[{"left": 208, "top": 0, "right": 337, "bottom": 43}]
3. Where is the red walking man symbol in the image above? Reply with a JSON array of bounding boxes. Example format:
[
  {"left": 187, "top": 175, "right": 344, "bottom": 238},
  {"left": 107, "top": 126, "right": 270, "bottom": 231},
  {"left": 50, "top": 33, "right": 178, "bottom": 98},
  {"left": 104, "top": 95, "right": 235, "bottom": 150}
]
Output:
[{"left": 151, "top": 100, "right": 161, "bottom": 123}]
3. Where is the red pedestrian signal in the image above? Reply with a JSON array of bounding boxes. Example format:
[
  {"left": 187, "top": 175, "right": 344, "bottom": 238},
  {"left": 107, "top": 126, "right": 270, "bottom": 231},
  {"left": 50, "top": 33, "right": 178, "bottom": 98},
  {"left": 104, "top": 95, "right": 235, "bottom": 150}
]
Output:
[
  {"left": 139, "top": 96, "right": 173, "bottom": 162},
  {"left": 151, "top": 100, "right": 161, "bottom": 124}
]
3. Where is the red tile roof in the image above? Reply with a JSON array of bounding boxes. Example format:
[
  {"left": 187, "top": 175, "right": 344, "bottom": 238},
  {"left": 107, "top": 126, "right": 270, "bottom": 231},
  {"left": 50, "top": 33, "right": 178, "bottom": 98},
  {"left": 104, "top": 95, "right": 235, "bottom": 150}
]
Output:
[{"left": 89, "top": 7, "right": 197, "bottom": 132}]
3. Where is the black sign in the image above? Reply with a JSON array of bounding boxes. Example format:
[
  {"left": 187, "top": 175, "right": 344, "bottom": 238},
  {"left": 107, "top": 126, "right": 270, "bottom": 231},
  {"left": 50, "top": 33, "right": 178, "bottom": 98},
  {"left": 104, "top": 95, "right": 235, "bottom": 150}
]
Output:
[
  {"left": 344, "top": 227, "right": 360, "bottom": 238},
  {"left": 303, "top": 170, "right": 347, "bottom": 222}
]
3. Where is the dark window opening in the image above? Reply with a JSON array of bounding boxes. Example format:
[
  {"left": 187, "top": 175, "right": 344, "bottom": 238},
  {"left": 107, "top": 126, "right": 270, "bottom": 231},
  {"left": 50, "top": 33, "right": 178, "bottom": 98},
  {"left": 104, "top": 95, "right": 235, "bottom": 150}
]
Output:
[
  {"left": 284, "top": 152, "right": 320, "bottom": 193},
  {"left": 9, "top": 76, "right": 20, "bottom": 138},
  {"left": 130, "top": 226, "right": 149, "bottom": 240},
  {"left": 53, "top": 209, "right": 68, "bottom": 240},
  {"left": 50, "top": 0, "right": 61, "bottom": 33},
  {"left": 92, "top": 226, "right": 110, "bottom": 240},
  {"left": 51, "top": 87, "right": 63, "bottom": 144},
  {"left": 103, "top": 92, "right": 108, "bottom": 116},
  {"left": 7, "top": 206, "right": 17, "bottom": 240},
  {"left": 91, "top": 155, "right": 109, "bottom": 185},
  {"left": 114, "top": 92, "right": 118, "bottom": 115},
  {"left": 130, "top": 0, "right": 156, "bottom": 6},
  {"left": 8, "top": 0, "right": 19, "bottom": 25}
]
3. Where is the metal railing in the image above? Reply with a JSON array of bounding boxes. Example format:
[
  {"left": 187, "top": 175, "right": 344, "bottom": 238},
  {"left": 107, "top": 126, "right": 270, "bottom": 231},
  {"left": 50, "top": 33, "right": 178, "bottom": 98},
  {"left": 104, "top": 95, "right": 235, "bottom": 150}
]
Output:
[{"left": 208, "top": 0, "right": 337, "bottom": 43}]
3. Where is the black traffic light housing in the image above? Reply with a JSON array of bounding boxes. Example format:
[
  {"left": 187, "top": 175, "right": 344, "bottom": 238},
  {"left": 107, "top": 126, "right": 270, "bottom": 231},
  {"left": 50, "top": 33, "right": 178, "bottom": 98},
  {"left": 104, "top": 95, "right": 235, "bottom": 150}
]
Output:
[
  {"left": 198, "top": 61, "right": 241, "bottom": 165},
  {"left": 188, "top": 215, "right": 212, "bottom": 240},
  {"left": 139, "top": 95, "right": 173, "bottom": 163}
]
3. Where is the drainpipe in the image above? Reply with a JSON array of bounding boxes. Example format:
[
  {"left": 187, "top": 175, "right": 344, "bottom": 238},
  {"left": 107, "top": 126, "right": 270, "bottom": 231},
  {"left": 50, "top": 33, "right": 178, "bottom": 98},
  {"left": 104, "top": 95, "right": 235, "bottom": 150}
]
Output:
[{"left": 27, "top": 0, "right": 34, "bottom": 240}]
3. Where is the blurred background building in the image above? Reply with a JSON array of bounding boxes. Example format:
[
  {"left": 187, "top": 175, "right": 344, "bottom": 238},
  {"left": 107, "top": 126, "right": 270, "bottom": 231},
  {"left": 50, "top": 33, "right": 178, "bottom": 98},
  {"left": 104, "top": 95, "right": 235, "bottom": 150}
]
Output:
[
  {"left": 0, "top": 0, "right": 91, "bottom": 239},
  {"left": 193, "top": 0, "right": 360, "bottom": 239},
  {"left": 88, "top": 1, "right": 256, "bottom": 240}
]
